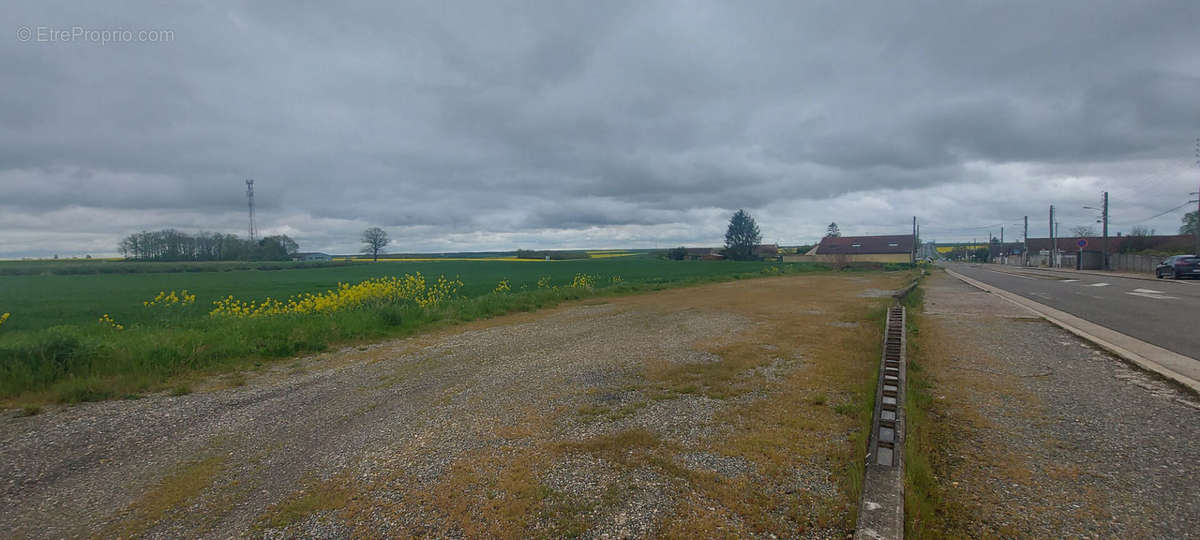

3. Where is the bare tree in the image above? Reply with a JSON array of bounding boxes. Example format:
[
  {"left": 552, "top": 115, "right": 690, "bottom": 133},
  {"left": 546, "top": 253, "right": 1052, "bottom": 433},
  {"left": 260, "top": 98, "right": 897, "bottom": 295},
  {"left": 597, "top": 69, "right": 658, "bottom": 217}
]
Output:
[
  {"left": 1069, "top": 225, "right": 1096, "bottom": 238},
  {"left": 361, "top": 227, "right": 390, "bottom": 261}
]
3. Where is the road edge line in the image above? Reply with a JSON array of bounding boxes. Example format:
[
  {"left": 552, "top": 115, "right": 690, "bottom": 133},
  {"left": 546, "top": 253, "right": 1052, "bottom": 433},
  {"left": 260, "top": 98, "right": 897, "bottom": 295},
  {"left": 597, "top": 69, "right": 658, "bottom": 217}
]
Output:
[
  {"left": 944, "top": 268, "right": 1200, "bottom": 396},
  {"left": 1005, "top": 266, "right": 1197, "bottom": 286}
]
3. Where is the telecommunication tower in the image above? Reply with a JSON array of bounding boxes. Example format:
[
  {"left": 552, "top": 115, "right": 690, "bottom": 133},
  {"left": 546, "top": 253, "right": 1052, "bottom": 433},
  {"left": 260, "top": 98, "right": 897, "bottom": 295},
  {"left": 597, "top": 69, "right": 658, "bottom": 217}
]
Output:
[{"left": 246, "top": 179, "right": 257, "bottom": 241}]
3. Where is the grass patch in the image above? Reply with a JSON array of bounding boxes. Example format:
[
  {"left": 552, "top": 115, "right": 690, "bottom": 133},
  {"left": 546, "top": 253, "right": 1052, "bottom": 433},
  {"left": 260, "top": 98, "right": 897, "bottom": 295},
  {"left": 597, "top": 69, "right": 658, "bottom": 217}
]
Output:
[
  {"left": 899, "top": 276, "right": 941, "bottom": 536},
  {"left": 102, "top": 455, "right": 228, "bottom": 537},
  {"left": 901, "top": 274, "right": 969, "bottom": 538},
  {"left": 903, "top": 312, "right": 942, "bottom": 537},
  {"left": 258, "top": 477, "right": 355, "bottom": 530},
  {"left": 558, "top": 428, "right": 670, "bottom": 467},
  {"left": 423, "top": 449, "right": 573, "bottom": 538}
]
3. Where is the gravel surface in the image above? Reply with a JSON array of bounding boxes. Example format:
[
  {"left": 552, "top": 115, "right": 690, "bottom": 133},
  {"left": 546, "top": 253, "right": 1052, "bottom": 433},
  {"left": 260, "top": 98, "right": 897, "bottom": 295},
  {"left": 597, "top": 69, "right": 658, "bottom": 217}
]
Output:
[
  {"left": 0, "top": 274, "right": 905, "bottom": 538},
  {"left": 920, "top": 271, "right": 1200, "bottom": 538}
]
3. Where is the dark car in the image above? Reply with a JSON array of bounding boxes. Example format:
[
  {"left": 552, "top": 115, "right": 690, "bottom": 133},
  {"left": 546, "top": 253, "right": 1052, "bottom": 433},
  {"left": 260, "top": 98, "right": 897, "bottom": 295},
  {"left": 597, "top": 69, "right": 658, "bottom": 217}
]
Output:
[{"left": 1155, "top": 254, "right": 1200, "bottom": 279}]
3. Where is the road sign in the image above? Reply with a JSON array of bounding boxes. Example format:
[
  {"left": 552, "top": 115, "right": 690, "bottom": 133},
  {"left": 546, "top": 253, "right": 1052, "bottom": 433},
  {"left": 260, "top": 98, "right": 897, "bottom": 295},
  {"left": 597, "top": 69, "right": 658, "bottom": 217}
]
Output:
[{"left": 1077, "top": 239, "right": 1088, "bottom": 248}]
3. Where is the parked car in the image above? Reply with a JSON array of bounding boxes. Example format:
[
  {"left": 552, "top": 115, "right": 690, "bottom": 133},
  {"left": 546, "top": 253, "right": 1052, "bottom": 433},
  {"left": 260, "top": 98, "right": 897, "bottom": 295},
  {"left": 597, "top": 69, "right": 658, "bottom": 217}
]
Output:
[{"left": 1155, "top": 254, "right": 1200, "bottom": 279}]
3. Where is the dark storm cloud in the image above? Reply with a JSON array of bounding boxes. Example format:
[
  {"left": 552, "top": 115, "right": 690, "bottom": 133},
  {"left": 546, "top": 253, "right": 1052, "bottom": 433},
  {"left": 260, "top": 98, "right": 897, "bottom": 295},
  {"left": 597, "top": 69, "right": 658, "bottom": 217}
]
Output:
[{"left": 1, "top": 0, "right": 1198, "bottom": 256}]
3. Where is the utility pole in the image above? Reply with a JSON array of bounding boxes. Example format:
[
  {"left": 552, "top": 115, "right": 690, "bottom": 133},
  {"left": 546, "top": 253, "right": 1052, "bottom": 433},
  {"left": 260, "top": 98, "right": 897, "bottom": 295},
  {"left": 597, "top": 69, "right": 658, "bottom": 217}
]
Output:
[
  {"left": 912, "top": 216, "right": 917, "bottom": 263},
  {"left": 1023, "top": 216, "right": 1029, "bottom": 267},
  {"left": 1102, "top": 191, "right": 1109, "bottom": 270},
  {"left": 1000, "top": 227, "right": 1005, "bottom": 263},
  {"left": 1193, "top": 181, "right": 1200, "bottom": 255},
  {"left": 1049, "top": 205, "right": 1055, "bottom": 268}
]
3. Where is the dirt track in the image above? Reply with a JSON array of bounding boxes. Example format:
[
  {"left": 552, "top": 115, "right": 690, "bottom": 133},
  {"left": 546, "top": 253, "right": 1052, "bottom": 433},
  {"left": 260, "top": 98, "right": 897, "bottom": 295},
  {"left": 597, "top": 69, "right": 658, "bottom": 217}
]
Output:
[{"left": 1, "top": 273, "right": 907, "bottom": 538}]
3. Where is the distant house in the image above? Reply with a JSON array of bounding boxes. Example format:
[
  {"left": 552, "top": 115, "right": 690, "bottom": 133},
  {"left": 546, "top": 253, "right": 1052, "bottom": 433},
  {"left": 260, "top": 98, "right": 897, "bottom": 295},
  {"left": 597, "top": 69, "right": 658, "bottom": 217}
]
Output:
[
  {"left": 752, "top": 244, "right": 779, "bottom": 258},
  {"left": 683, "top": 247, "right": 725, "bottom": 261},
  {"left": 293, "top": 252, "right": 332, "bottom": 262},
  {"left": 787, "top": 235, "right": 914, "bottom": 263}
]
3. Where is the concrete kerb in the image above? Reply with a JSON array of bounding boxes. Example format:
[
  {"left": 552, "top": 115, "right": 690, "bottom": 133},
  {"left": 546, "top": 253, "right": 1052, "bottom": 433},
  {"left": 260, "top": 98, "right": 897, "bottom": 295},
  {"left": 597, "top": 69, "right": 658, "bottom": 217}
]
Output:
[
  {"left": 851, "top": 274, "right": 924, "bottom": 540},
  {"left": 945, "top": 268, "right": 1200, "bottom": 396}
]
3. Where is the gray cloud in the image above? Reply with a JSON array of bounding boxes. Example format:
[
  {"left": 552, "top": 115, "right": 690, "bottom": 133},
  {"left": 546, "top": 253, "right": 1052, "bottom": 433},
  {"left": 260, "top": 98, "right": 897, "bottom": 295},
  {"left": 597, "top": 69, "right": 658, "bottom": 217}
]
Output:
[{"left": 1, "top": 1, "right": 1198, "bottom": 257}]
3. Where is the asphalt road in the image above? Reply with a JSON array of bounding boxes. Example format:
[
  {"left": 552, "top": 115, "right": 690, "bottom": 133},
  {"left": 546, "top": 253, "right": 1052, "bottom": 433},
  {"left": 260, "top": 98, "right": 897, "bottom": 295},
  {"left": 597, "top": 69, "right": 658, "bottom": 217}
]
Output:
[{"left": 943, "top": 262, "right": 1200, "bottom": 360}]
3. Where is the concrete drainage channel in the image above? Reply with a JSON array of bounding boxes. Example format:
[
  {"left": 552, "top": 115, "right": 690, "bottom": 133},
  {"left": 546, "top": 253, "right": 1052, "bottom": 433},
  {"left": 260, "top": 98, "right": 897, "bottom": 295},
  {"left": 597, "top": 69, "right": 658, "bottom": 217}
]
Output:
[{"left": 854, "top": 303, "right": 907, "bottom": 540}]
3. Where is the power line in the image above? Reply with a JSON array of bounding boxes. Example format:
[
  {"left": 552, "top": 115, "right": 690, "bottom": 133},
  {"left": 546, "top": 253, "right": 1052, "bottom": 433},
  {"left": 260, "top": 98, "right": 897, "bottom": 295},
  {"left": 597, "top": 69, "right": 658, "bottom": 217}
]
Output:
[
  {"left": 918, "top": 221, "right": 1022, "bottom": 235},
  {"left": 1101, "top": 157, "right": 1194, "bottom": 196},
  {"left": 1112, "top": 201, "right": 1192, "bottom": 226}
]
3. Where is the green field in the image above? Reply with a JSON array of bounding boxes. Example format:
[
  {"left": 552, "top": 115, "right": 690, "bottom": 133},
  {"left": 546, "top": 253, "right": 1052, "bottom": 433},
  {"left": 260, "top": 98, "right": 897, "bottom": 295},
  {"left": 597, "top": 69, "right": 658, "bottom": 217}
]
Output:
[
  {"left": 0, "top": 256, "right": 904, "bottom": 405},
  {"left": 3, "top": 257, "right": 765, "bottom": 331}
]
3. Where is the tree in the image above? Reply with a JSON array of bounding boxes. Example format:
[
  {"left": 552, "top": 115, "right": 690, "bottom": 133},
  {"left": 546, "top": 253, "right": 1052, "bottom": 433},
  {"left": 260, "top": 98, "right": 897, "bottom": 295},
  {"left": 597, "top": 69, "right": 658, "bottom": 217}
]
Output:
[
  {"left": 1181, "top": 210, "right": 1198, "bottom": 236},
  {"left": 259, "top": 235, "right": 299, "bottom": 260},
  {"left": 666, "top": 246, "right": 687, "bottom": 260},
  {"left": 723, "top": 209, "right": 762, "bottom": 261},
  {"left": 1120, "top": 225, "right": 1154, "bottom": 253},
  {"left": 825, "top": 222, "right": 841, "bottom": 237},
  {"left": 1069, "top": 225, "right": 1096, "bottom": 238},
  {"left": 117, "top": 229, "right": 298, "bottom": 261},
  {"left": 361, "top": 227, "right": 390, "bottom": 261},
  {"left": 1184, "top": 210, "right": 1200, "bottom": 254}
]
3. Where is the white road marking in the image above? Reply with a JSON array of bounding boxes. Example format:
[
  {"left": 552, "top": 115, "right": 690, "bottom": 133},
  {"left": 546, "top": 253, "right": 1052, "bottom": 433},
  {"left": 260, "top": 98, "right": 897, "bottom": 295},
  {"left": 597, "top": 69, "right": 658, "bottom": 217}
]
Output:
[
  {"left": 985, "top": 269, "right": 1034, "bottom": 279},
  {"left": 1061, "top": 279, "right": 1079, "bottom": 283},
  {"left": 1132, "top": 288, "right": 1165, "bottom": 294},
  {"left": 1089, "top": 282, "right": 1110, "bottom": 287},
  {"left": 1126, "top": 291, "right": 1178, "bottom": 300}
]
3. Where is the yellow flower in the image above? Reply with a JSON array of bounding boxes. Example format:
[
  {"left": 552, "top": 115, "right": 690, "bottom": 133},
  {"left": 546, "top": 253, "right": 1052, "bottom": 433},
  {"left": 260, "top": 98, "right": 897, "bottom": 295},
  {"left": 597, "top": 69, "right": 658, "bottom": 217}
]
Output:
[
  {"left": 98, "top": 313, "right": 123, "bottom": 331},
  {"left": 208, "top": 273, "right": 464, "bottom": 318},
  {"left": 570, "top": 273, "right": 595, "bottom": 289}
]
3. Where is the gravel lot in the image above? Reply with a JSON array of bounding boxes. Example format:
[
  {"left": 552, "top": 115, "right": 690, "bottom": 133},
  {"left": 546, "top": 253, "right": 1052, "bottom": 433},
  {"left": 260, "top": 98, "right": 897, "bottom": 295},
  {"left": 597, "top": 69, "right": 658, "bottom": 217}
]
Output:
[
  {"left": 1, "top": 272, "right": 908, "bottom": 538},
  {"left": 917, "top": 270, "right": 1200, "bottom": 538}
]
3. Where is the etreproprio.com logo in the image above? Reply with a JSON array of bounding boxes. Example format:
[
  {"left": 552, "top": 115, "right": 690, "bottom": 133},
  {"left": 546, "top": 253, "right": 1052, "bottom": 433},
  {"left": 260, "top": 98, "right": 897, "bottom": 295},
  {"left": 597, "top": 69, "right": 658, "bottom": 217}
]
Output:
[{"left": 17, "top": 25, "right": 174, "bottom": 44}]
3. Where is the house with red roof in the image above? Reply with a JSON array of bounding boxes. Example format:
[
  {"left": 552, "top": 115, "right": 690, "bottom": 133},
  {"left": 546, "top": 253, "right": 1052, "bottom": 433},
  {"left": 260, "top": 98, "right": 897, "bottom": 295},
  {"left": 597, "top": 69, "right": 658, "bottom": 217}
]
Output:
[{"left": 787, "top": 234, "right": 915, "bottom": 263}]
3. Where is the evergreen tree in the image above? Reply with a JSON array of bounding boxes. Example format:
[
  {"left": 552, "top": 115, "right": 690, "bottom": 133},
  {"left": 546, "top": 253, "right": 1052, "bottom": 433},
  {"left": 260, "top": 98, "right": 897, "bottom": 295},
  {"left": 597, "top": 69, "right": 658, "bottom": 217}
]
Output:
[{"left": 724, "top": 209, "right": 762, "bottom": 261}]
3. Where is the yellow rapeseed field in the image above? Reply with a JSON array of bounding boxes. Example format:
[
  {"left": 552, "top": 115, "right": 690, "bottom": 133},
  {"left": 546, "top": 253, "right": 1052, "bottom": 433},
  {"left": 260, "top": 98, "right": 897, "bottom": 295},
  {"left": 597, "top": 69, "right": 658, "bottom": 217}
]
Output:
[
  {"left": 209, "top": 273, "right": 463, "bottom": 318},
  {"left": 585, "top": 251, "right": 637, "bottom": 258},
  {"left": 144, "top": 290, "right": 196, "bottom": 307}
]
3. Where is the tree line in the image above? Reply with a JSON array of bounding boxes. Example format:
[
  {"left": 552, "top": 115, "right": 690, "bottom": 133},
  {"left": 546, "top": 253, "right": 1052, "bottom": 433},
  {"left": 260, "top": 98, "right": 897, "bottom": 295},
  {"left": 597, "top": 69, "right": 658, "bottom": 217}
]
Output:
[{"left": 119, "top": 229, "right": 299, "bottom": 261}]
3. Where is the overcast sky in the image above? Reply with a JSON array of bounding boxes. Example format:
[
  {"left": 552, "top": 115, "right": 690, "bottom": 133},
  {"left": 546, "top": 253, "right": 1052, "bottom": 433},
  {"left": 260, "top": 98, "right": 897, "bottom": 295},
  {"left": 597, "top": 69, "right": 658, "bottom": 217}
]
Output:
[{"left": 2, "top": 1, "right": 1198, "bottom": 257}]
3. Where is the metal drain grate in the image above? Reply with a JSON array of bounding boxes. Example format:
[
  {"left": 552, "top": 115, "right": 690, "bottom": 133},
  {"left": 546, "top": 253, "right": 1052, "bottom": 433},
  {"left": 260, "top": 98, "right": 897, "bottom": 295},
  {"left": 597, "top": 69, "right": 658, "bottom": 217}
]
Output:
[
  {"left": 872, "top": 306, "right": 906, "bottom": 467},
  {"left": 854, "top": 302, "right": 909, "bottom": 540}
]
